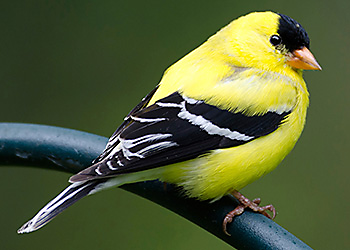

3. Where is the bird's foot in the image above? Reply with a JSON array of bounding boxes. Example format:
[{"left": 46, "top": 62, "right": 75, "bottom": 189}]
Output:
[{"left": 222, "top": 190, "right": 276, "bottom": 236}]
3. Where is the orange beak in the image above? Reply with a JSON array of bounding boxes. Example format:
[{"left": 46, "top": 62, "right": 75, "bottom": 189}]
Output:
[{"left": 287, "top": 47, "right": 322, "bottom": 70}]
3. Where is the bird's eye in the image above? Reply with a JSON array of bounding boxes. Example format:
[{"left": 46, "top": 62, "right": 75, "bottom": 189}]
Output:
[{"left": 269, "top": 35, "right": 282, "bottom": 46}]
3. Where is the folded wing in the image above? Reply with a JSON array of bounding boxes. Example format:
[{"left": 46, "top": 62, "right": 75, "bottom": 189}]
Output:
[{"left": 70, "top": 92, "right": 291, "bottom": 182}]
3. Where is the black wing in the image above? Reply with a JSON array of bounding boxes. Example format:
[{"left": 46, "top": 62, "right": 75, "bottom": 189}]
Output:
[{"left": 70, "top": 91, "right": 290, "bottom": 182}]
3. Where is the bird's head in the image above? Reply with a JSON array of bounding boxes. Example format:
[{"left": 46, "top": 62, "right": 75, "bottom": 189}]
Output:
[{"left": 209, "top": 11, "right": 321, "bottom": 74}]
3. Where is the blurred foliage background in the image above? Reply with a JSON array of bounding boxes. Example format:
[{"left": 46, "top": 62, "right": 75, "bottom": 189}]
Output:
[{"left": 1, "top": 1, "right": 349, "bottom": 249}]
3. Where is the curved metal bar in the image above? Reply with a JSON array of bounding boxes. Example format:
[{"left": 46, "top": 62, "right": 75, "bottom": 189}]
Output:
[{"left": 0, "top": 123, "right": 312, "bottom": 250}]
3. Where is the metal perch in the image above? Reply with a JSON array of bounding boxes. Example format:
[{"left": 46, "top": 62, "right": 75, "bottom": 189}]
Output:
[{"left": 0, "top": 122, "right": 312, "bottom": 250}]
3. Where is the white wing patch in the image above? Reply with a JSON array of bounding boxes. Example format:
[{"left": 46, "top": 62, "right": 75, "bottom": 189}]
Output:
[
  {"left": 130, "top": 116, "right": 168, "bottom": 123},
  {"left": 268, "top": 104, "right": 293, "bottom": 115},
  {"left": 156, "top": 102, "right": 182, "bottom": 108},
  {"left": 107, "top": 161, "right": 118, "bottom": 170},
  {"left": 177, "top": 98, "right": 253, "bottom": 141},
  {"left": 121, "top": 133, "right": 173, "bottom": 148},
  {"left": 95, "top": 167, "right": 103, "bottom": 175},
  {"left": 158, "top": 95, "right": 252, "bottom": 141},
  {"left": 136, "top": 141, "right": 178, "bottom": 157}
]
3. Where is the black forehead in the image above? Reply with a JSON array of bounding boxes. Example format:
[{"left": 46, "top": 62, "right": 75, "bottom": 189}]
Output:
[{"left": 277, "top": 14, "right": 310, "bottom": 51}]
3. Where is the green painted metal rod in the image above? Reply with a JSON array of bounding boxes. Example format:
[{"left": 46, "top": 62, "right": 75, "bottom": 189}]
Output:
[{"left": 0, "top": 123, "right": 312, "bottom": 250}]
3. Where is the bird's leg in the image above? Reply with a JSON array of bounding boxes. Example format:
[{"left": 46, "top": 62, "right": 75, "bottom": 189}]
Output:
[{"left": 222, "top": 190, "right": 276, "bottom": 236}]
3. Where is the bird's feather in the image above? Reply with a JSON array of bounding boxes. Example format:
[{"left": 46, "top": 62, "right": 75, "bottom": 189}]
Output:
[{"left": 70, "top": 92, "right": 290, "bottom": 182}]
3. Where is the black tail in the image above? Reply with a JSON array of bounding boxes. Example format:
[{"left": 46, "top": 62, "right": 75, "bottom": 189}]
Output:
[{"left": 18, "top": 179, "right": 106, "bottom": 234}]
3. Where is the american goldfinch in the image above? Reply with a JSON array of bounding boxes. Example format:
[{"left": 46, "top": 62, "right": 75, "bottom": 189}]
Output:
[{"left": 18, "top": 11, "right": 321, "bottom": 234}]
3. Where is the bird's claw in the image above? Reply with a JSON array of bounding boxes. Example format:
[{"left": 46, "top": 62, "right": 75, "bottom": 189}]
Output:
[
  {"left": 223, "top": 204, "right": 246, "bottom": 236},
  {"left": 222, "top": 190, "right": 277, "bottom": 236}
]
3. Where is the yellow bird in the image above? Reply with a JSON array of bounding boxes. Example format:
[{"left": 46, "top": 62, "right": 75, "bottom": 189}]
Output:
[{"left": 18, "top": 11, "right": 321, "bottom": 234}]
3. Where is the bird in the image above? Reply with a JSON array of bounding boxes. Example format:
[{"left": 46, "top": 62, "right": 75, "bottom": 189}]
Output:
[{"left": 18, "top": 11, "right": 321, "bottom": 235}]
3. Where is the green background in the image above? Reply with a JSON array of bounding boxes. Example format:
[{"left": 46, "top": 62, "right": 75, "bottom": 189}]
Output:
[{"left": 1, "top": 1, "right": 349, "bottom": 249}]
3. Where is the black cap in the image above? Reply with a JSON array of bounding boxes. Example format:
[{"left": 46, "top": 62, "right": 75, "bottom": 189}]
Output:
[{"left": 277, "top": 14, "right": 310, "bottom": 52}]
